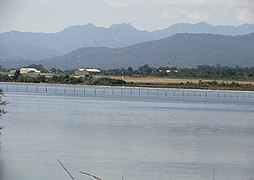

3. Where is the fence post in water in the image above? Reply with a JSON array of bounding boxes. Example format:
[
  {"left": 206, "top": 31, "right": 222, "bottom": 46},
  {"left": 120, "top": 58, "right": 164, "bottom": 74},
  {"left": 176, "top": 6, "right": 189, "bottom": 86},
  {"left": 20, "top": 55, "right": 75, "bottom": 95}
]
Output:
[
  {"left": 45, "top": 87, "right": 47, "bottom": 93},
  {"left": 213, "top": 168, "right": 215, "bottom": 180},
  {"left": 174, "top": 91, "right": 175, "bottom": 96},
  {"left": 157, "top": 90, "right": 159, "bottom": 96},
  {"left": 121, "top": 88, "right": 123, "bottom": 95},
  {"left": 237, "top": 93, "right": 238, "bottom": 98},
  {"left": 130, "top": 89, "right": 132, "bottom": 95},
  {"left": 182, "top": 91, "right": 184, "bottom": 96},
  {"left": 74, "top": 88, "right": 76, "bottom": 94},
  {"left": 147, "top": 89, "right": 149, "bottom": 96},
  {"left": 94, "top": 88, "right": 97, "bottom": 94},
  {"left": 205, "top": 92, "right": 207, "bottom": 97},
  {"left": 139, "top": 88, "right": 141, "bottom": 95},
  {"left": 194, "top": 92, "right": 195, "bottom": 97},
  {"left": 17, "top": 86, "right": 18, "bottom": 92},
  {"left": 36, "top": 86, "right": 37, "bottom": 93},
  {"left": 26, "top": 85, "right": 28, "bottom": 92},
  {"left": 165, "top": 90, "right": 167, "bottom": 96},
  {"left": 64, "top": 88, "right": 66, "bottom": 94},
  {"left": 55, "top": 87, "right": 57, "bottom": 93},
  {"left": 218, "top": 93, "right": 220, "bottom": 98},
  {"left": 6, "top": 85, "right": 8, "bottom": 92},
  {"left": 103, "top": 88, "right": 105, "bottom": 95}
]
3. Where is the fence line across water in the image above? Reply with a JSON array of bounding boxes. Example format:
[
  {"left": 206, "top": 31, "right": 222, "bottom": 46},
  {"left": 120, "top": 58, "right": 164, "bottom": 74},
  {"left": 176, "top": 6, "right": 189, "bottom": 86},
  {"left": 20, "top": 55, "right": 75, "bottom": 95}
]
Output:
[{"left": 0, "top": 83, "right": 254, "bottom": 100}]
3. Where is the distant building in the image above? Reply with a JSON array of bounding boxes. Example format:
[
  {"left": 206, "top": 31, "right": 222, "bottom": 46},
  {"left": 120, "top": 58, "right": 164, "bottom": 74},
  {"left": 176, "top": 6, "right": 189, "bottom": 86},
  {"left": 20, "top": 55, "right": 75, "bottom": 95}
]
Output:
[
  {"left": 20, "top": 68, "right": 41, "bottom": 74},
  {"left": 74, "top": 68, "right": 101, "bottom": 76},
  {"left": 166, "top": 69, "right": 178, "bottom": 73}
]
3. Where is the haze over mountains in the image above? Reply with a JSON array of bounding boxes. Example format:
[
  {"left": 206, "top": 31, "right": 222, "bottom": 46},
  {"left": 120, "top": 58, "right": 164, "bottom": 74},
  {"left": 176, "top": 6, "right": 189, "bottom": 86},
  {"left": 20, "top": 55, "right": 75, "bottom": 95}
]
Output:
[
  {"left": 39, "top": 33, "right": 254, "bottom": 69},
  {"left": 0, "top": 22, "right": 254, "bottom": 69}
]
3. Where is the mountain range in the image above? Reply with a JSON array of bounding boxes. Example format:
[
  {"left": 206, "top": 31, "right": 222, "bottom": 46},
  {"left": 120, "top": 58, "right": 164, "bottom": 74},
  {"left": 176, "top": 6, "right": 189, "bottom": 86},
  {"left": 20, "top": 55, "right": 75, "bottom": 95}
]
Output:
[
  {"left": 0, "top": 22, "right": 254, "bottom": 61},
  {"left": 0, "top": 23, "right": 254, "bottom": 69},
  {"left": 35, "top": 33, "right": 254, "bottom": 69}
]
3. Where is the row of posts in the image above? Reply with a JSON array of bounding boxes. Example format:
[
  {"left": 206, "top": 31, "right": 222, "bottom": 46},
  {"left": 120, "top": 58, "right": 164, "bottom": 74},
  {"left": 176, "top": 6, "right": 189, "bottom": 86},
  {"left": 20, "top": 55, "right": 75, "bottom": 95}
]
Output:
[{"left": 4, "top": 85, "right": 253, "bottom": 99}]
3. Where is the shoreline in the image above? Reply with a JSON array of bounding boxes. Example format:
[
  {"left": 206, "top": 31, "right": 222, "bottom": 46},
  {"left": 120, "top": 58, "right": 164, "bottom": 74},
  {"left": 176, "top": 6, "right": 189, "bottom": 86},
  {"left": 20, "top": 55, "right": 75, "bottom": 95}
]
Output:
[{"left": 1, "top": 81, "right": 254, "bottom": 93}]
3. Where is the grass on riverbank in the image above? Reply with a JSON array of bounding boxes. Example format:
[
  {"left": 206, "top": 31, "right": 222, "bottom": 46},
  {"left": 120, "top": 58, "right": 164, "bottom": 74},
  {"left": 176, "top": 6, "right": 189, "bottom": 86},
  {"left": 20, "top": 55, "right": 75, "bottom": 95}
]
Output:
[{"left": 1, "top": 73, "right": 254, "bottom": 91}]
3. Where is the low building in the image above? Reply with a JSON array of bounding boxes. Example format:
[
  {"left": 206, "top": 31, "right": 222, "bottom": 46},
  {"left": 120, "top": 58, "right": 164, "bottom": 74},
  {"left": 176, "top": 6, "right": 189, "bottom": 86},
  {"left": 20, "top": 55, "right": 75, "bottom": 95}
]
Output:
[
  {"left": 74, "top": 68, "right": 101, "bottom": 76},
  {"left": 20, "top": 68, "right": 41, "bottom": 74},
  {"left": 86, "top": 68, "right": 101, "bottom": 75},
  {"left": 166, "top": 69, "right": 178, "bottom": 73}
]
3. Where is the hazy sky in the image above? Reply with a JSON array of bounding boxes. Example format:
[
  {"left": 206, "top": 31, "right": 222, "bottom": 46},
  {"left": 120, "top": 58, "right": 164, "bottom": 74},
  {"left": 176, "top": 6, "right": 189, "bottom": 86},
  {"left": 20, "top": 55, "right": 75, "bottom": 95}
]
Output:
[{"left": 0, "top": 0, "right": 253, "bottom": 33}]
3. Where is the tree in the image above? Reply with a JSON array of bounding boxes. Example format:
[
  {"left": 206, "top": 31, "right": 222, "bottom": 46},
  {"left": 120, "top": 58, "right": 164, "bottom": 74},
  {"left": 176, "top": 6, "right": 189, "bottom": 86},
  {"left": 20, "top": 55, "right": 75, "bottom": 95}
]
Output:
[
  {"left": 127, "top": 66, "right": 133, "bottom": 72},
  {"left": 26, "top": 64, "right": 48, "bottom": 73},
  {"left": 138, "top": 64, "right": 153, "bottom": 75},
  {"left": 0, "top": 88, "right": 6, "bottom": 135},
  {"left": 14, "top": 70, "right": 21, "bottom": 80}
]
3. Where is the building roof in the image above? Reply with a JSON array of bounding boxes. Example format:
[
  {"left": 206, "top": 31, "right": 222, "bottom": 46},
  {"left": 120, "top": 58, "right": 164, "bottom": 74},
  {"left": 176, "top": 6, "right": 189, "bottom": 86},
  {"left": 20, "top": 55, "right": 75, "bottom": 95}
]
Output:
[
  {"left": 77, "top": 68, "right": 101, "bottom": 73},
  {"left": 20, "top": 68, "right": 40, "bottom": 73},
  {"left": 85, "top": 68, "right": 101, "bottom": 73}
]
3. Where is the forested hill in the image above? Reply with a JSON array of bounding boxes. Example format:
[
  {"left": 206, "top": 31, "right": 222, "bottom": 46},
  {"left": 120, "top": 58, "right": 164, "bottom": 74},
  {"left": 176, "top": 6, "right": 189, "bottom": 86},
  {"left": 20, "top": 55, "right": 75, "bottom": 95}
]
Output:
[
  {"left": 0, "top": 22, "right": 253, "bottom": 61},
  {"left": 39, "top": 33, "right": 254, "bottom": 69}
]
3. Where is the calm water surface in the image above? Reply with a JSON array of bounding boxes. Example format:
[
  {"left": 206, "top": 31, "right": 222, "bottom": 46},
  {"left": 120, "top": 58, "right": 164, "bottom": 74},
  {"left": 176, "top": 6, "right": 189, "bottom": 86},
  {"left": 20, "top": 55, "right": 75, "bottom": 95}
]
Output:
[{"left": 0, "top": 87, "right": 254, "bottom": 180}]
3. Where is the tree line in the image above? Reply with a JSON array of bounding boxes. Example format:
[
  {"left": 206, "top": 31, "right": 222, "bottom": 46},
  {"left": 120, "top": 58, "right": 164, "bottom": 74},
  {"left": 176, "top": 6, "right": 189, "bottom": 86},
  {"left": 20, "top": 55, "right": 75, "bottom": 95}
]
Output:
[
  {"left": 104, "top": 65, "right": 254, "bottom": 80},
  {"left": 2, "top": 64, "right": 254, "bottom": 80}
]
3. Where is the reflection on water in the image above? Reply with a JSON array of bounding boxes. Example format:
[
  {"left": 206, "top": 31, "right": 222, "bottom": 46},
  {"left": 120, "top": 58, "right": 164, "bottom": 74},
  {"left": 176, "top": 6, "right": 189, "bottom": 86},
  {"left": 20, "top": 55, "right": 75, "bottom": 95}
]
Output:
[{"left": 1, "top": 90, "right": 254, "bottom": 180}]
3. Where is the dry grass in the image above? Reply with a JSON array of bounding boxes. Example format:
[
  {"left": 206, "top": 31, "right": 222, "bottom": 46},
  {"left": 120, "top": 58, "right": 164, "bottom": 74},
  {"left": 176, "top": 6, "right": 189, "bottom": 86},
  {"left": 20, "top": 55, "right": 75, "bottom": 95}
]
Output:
[{"left": 99, "top": 76, "right": 254, "bottom": 85}]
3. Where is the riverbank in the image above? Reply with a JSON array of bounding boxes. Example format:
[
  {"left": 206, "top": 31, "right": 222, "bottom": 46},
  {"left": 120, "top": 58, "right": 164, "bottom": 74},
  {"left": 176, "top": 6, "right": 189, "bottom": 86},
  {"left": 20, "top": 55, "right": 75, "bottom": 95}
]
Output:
[
  {"left": 1, "top": 80, "right": 254, "bottom": 92},
  {"left": 2, "top": 72, "right": 254, "bottom": 91},
  {"left": 104, "top": 76, "right": 254, "bottom": 85}
]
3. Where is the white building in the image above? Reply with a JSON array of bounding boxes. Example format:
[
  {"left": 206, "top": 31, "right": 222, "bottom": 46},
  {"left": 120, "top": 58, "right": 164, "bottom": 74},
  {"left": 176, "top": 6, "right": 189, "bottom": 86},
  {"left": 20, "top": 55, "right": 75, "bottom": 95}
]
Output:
[
  {"left": 74, "top": 68, "right": 101, "bottom": 76},
  {"left": 20, "top": 68, "right": 41, "bottom": 74}
]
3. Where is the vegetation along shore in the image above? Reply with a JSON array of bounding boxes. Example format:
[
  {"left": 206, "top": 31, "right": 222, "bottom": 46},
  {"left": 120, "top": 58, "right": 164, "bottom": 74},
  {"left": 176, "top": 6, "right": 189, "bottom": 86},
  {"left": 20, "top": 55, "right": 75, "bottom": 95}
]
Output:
[{"left": 1, "top": 65, "right": 254, "bottom": 91}]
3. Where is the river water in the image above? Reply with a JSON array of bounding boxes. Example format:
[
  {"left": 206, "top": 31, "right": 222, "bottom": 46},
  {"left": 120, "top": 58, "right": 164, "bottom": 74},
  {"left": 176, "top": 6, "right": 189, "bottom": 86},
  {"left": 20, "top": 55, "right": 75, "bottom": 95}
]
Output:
[{"left": 0, "top": 84, "right": 254, "bottom": 180}]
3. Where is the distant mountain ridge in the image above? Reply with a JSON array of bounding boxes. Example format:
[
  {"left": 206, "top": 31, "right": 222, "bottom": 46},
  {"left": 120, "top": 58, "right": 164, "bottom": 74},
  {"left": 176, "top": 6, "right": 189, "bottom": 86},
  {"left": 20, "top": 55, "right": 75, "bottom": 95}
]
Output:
[
  {"left": 0, "top": 22, "right": 254, "bottom": 61},
  {"left": 35, "top": 33, "right": 254, "bottom": 69}
]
